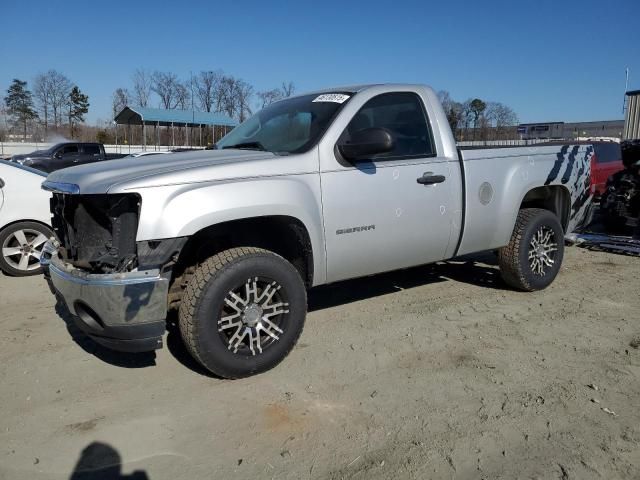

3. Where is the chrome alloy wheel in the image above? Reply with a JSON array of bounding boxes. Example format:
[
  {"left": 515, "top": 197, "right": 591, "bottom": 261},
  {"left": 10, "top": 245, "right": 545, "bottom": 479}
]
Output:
[
  {"left": 2, "top": 228, "right": 49, "bottom": 272},
  {"left": 528, "top": 226, "right": 558, "bottom": 276},
  {"left": 218, "top": 277, "right": 290, "bottom": 355}
]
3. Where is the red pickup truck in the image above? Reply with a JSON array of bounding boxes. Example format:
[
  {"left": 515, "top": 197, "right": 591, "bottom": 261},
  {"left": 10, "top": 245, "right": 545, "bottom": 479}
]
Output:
[{"left": 590, "top": 142, "right": 624, "bottom": 198}]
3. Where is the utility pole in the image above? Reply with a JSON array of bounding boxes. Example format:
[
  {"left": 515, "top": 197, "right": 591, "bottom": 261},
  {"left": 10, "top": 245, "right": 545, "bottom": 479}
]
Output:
[
  {"left": 623, "top": 67, "right": 630, "bottom": 114},
  {"left": 190, "top": 71, "right": 195, "bottom": 147}
]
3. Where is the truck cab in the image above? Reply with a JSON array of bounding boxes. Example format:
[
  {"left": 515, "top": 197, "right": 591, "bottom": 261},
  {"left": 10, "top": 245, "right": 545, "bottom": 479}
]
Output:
[
  {"left": 314, "top": 87, "right": 460, "bottom": 282},
  {"left": 50, "top": 143, "right": 105, "bottom": 169}
]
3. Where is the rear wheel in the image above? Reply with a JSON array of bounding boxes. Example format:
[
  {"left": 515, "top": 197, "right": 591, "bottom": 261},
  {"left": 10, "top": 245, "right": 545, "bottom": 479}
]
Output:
[
  {"left": 178, "top": 247, "right": 307, "bottom": 378},
  {"left": 498, "top": 208, "right": 564, "bottom": 291},
  {"left": 0, "top": 221, "right": 53, "bottom": 276}
]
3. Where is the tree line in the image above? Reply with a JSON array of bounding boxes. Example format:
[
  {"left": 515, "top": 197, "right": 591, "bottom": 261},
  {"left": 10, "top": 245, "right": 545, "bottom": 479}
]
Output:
[
  {"left": 1, "top": 71, "right": 520, "bottom": 145},
  {"left": 103, "top": 70, "right": 296, "bottom": 146},
  {"left": 112, "top": 69, "right": 295, "bottom": 123},
  {"left": 1, "top": 68, "right": 295, "bottom": 143},
  {"left": 437, "top": 90, "right": 519, "bottom": 141},
  {"left": 2, "top": 71, "right": 89, "bottom": 141}
]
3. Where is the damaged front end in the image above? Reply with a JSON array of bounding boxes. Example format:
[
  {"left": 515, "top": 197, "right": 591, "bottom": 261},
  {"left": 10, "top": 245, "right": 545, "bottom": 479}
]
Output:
[
  {"left": 50, "top": 191, "right": 141, "bottom": 273},
  {"left": 40, "top": 182, "right": 185, "bottom": 352}
]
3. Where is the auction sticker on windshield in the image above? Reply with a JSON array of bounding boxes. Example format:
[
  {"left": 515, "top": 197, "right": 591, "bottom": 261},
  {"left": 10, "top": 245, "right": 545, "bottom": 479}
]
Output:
[{"left": 312, "top": 94, "right": 350, "bottom": 103}]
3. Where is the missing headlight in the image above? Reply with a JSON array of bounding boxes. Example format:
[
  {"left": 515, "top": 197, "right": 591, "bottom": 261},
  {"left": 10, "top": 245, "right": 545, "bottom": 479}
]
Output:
[{"left": 51, "top": 193, "right": 141, "bottom": 273}]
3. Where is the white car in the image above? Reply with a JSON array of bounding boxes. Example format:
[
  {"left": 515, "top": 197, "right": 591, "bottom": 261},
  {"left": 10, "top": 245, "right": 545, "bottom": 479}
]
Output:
[{"left": 0, "top": 161, "right": 53, "bottom": 276}]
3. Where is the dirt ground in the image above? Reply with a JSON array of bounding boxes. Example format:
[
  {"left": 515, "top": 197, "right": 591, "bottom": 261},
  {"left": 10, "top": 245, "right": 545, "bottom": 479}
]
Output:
[{"left": 1, "top": 246, "right": 639, "bottom": 480}]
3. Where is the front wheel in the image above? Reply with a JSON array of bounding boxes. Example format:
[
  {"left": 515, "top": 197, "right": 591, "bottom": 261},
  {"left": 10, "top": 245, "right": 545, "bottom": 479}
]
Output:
[
  {"left": 178, "top": 247, "right": 307, "bottom": 378},
  {"left": 498, "top": 208, "right": 564, "bottom": 291},
  {"left": 0, "top": 221, "right": 53, "bottom": 276}
]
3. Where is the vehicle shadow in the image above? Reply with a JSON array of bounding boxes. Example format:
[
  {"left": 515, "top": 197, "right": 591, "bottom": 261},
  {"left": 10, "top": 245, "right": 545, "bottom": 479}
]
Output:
[
  {"left": 54, "top": 298, "right": 156, "bottom": 369},
  {"left": 165, "top": 312, "right": 221, "bottom": 378},
  {"left": 308, "top": 252, "right": 503, "bottom": 312},
  {"left": 68, "top": 442, "right": 150, "bottom": 480},
  {"left": 165, "top": 253, "right": 503, "bottom": 376},
  {"left": 55, "top": 252, "right": 503, "bottom": 376}
]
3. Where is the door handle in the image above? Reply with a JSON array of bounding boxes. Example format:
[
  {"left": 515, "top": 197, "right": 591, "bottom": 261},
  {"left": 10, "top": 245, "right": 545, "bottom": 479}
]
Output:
[{"left": 417, "top": 172, "right": 446, "bottom": 185}]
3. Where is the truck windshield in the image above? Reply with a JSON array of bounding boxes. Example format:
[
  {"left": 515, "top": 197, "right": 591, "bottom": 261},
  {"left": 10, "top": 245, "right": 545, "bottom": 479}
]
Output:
[{"left": 216, "top": 93, "right": 352, "bottom": 154}]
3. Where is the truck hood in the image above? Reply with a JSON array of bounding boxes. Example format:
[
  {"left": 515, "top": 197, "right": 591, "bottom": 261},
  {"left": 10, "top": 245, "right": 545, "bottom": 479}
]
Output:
[{"left": 44, "top": 149, "right": 311, "bottom": 194}]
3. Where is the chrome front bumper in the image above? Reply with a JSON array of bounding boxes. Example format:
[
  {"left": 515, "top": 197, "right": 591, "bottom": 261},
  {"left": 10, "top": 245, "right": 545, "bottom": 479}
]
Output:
[{"left": 41, "top": 241, "right": 169, "bottom": 352}]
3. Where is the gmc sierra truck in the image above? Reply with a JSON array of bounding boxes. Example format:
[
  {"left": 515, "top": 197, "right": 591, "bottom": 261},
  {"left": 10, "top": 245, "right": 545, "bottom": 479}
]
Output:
[{"left": 40, "top": 84, "right": 594, "bottom": 378}]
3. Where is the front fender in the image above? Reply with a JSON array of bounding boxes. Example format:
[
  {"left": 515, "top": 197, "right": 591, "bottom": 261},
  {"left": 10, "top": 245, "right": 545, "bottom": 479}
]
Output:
[{"left": 134, "top": 174, "right": 327, "bottom": 284}]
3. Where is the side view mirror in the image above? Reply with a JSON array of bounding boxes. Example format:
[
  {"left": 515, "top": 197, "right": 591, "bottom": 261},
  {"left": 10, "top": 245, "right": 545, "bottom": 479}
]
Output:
[
  {"left": 0, "top": 177, "right": 4, "bottom": 188},
  {"left": 338, "top": 127, "right": 394, "bottom": 161},
  {"left": 55, "top": 152, "right": 63, "bottom": 159}
]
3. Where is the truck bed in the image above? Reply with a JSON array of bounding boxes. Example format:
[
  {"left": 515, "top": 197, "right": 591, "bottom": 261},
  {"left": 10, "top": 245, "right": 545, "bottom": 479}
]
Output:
[{"left": 455, "top": 144, "right": 594, "bottom": 256}]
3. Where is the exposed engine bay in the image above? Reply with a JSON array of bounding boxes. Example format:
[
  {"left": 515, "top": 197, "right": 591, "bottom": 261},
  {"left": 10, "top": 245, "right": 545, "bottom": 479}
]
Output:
[{"left": 50, "top": 193, "right": 141, "bottom": 273}]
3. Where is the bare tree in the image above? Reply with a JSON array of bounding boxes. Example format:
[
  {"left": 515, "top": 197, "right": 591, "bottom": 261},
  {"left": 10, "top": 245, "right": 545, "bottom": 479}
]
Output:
[
  {"left": 194, "top": 70, "right": 221, "bottom": 112},
  {"left": 484, "top": 102, "right": 518, "bottom": 140},
  {"left": 455, "top": 99, "right": 471, "bottom": 140},
  {"left": 437, "top": 90, "right": 463, "bottom": 139},
  {"left": 132, "top": 69, "right": 152, "bottom": 107},
  {"left": 255, "top": 81, "right": 295, "bottom": 110},
  {"left": 112, "top": 88, "right": 130, "bottom": 118},
  {"left": 33, "top": 73, "right": 51, "bottom": 136},
  {"left": 175, "top": 82, "right": 191, "bottom": 110},
  {"left": 257, "top": 88, "right": 283, "bottom": 108},
  {"left": 436, "top": 90, "right": 452, "bottom": 111},
  {"left": 485, "top": 102, "right": 518, "bottom": 128},
  {"left": 151, "top": 71, "right": 180, "bottom": 109},
  {"left": 218, "top": 76, "right": 238, "bottom": 118},
  {"left": 216, "top": 76, "right": 253, "bottom": 120},
  {"left": 281, "top": 81, "right": 295, "bottom": 97},
  {"left": 0, "top": 106, "right": 8, "bottom": 141},
  {"left": 46, "top": 70, "right": 72, "bottom": 129},
  {"left": 235, "top": 80, "right": 253, "bottom": 121},
  {"left": 213, "top": 76, "right": 231, "bottom": 114}
]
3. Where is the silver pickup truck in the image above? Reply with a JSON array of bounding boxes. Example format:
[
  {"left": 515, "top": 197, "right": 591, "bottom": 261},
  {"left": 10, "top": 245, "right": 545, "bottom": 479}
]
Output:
[{"left": 41, "top": 84, "right": 594, "bottom": 378}]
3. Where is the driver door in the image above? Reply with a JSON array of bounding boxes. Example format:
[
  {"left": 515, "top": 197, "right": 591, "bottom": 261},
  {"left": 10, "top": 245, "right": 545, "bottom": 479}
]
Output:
[{"left": 320, "top": 92, "right": 456, "bottom": 283}]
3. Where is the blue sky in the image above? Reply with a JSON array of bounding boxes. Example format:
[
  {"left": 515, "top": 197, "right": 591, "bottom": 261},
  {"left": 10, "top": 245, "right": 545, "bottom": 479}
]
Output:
[{"left": 1, "top": 0, "right": 638, "bottom": 125}]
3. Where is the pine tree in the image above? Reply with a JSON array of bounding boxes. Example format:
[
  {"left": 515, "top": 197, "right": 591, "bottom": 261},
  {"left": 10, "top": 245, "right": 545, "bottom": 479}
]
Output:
[
  {"left": 4, "top": 79, "right": 38, "bottom": 141},
  {"left": 67, "top": 86, "right": 89, "bottom": 138}
]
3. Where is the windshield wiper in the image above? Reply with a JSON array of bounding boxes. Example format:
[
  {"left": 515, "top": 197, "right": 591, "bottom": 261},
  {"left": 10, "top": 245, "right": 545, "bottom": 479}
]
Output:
[{"left": 222, "top": 141, "right": 266, "bottom": 151}]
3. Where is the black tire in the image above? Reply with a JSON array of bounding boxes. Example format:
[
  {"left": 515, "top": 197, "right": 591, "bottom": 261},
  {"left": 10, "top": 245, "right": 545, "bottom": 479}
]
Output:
[
  {"left": 498, "top": 208, "right": 564, "bottom": 291},
  {"left": 0, "top": 221, "right": 53, "bottom": 277},
  {"left": 178, "top": 247, "right": 307, "bottom": 378}
]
